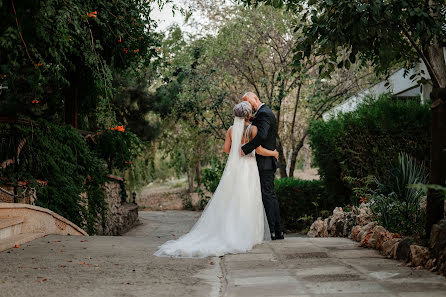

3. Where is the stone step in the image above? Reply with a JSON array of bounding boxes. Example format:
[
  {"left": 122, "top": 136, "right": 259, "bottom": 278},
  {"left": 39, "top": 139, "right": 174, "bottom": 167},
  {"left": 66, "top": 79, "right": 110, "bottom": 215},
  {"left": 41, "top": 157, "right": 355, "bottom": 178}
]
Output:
[
  {"left": 0, "top": 217, "right": 24, "bottom": 240},
  {"left": 0, "top": 232, "right": 45, "bottom": 252}
]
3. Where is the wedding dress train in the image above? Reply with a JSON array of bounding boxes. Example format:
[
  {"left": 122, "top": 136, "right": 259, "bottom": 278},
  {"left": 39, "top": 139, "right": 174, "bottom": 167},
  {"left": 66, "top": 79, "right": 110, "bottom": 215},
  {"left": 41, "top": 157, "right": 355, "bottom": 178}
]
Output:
[{"left": 154, "top": 117, "right": 270, "bottom": 258}]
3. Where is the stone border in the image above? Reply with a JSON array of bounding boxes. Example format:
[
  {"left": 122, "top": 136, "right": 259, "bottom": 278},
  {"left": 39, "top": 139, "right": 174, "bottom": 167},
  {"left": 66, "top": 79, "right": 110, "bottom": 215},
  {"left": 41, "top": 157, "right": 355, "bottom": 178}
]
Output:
[
  {"left": 0, "top": 203, "right": 87, "bottom": 236},
  {"left": 307, "top": 206, "right": 446, "bottom": 276}
]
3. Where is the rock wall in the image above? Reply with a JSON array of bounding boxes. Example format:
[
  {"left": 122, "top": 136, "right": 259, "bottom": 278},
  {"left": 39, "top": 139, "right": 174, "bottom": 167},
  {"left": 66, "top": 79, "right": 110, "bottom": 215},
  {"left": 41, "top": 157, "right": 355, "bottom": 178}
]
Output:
[{"left": 95, "top": 175, "right": 139, "bottom": 236}]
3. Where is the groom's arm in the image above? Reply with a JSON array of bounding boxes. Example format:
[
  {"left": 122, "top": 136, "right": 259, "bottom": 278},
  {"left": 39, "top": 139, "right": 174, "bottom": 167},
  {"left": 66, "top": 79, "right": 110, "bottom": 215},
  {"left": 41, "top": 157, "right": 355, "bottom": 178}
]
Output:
[{"left": 241, "top": 112, "right": 271, "bottom": 155}]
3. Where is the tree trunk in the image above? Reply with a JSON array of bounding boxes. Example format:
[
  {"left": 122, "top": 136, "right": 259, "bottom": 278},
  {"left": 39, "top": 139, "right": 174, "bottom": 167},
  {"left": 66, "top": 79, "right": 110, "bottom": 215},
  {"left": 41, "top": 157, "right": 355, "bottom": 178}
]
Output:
[
  {"left": 423, "top": 33, "right": 446, "bottom": 237},
  {"left": 187, "top": 164, "right": 195, "bottom": 193},
  {"left": 288, "top": 132, "right": 308, "bottom": 178},
  {"left": 64, "top": 78, "right": 79, "bottom": 128},
  {"left": 196, "top": 161, "right": 201, "bottom": 186},
  {"left": 425, "top": 89, "right": 446, "bottom": 237},
  {"left": 277, "top": 139, "right": 287, "bottom": 178}
]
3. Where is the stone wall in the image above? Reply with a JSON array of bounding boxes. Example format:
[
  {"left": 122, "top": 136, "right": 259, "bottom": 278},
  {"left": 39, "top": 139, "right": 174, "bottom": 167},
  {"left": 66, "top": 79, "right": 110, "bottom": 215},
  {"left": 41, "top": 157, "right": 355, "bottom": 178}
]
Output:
[{"left": 95, "top": 175, "right": 139, "bottom": 236}]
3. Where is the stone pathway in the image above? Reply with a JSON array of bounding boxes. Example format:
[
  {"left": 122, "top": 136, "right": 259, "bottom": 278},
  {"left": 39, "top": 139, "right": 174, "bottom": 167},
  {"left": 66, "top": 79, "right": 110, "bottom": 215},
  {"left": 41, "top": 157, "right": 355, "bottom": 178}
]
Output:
[{"left": 1, "top": 211, "right": 445, "bottom": 297}]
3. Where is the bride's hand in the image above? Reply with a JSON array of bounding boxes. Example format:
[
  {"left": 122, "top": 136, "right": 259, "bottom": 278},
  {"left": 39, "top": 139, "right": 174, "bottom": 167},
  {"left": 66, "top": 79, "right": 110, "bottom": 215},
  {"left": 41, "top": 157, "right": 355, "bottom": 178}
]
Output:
[{"left": 273, "top": 149, "right": 279, "bottom": 160}]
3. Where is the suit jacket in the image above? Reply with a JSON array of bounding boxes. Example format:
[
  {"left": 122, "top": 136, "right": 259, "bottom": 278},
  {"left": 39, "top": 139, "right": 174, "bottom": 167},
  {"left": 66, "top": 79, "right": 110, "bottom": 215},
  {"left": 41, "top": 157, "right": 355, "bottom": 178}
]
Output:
[{"left": 241, "top": 104, "right": 278, "bottom": 172}]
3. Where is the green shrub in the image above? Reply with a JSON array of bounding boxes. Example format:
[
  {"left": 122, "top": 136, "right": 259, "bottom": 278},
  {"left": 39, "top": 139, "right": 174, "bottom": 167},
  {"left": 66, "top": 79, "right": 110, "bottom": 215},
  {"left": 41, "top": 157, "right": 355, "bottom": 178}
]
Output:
[
  {"left": 202, "top": 156, "right": 225, "bottom": 192},
  {"left": 93, "top": 128, "right": 145, "bottom": 173},
  {"left": 309, "top": 94, "right": 430, "bottom": 205},
  {"left": 275, "top": 178, "right": 333, "bottom": 232},
  {"left": 370, "top": 153, "right": 428, "bottom": 236},
  {"left": 0, "top": 121, "right": 107, "bottom": 234}
]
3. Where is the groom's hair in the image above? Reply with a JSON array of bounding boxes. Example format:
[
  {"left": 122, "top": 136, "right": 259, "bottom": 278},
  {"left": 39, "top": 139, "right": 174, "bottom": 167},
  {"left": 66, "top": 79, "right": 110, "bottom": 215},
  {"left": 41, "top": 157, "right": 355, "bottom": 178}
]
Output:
[{"left": 233, "top": 102, "right": 252, "bottom": 118}]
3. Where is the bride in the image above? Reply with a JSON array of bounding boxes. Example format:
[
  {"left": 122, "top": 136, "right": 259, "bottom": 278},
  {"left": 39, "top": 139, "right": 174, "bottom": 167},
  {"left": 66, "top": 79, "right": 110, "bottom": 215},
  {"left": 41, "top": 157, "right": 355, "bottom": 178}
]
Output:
[{"left": 154, "top": 101, "right": 279, "bottom": 258}]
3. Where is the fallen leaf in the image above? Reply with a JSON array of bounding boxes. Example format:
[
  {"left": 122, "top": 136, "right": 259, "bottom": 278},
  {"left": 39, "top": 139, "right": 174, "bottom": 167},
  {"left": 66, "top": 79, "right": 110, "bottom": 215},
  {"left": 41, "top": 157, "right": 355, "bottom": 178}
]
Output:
[
  {"left": 39, "top": 278, "right": 47, "bottom": 283},
  {"left": 171, "top": 234, "right": 176, "bottom": 237},
  {"left": 80, "top": 239, "right": 88, "bottom": 242},
  {"left": 67, "top": 260, "right": 72, "bottom": 263},
  {"left": 217, "top": 276, "right": 224, "bottom": 279},
  {"left": 54, "top": 240, "right": 61, "bottom": 242},
  {"left": 78, "top": 262, "right": 85, "bottom": 265},
  {"left": 60, "top": 265, "right": 66, "bottom": 268},
  {"left": 14, "top": 245, "right": 20, "bottom": 248},
  {"left": 114, "top": 264, "right": 120, "bottom": 266},
  {"left": 209, "top": 262, "right": 215, "bottom": 265}
]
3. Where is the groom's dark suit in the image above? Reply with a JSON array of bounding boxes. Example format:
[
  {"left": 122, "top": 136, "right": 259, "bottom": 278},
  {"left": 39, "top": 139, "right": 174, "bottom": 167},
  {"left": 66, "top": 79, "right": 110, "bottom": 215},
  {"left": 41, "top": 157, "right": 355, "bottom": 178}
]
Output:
[{"left": 241, "top": 104, "right": 282, "bottom": 237}]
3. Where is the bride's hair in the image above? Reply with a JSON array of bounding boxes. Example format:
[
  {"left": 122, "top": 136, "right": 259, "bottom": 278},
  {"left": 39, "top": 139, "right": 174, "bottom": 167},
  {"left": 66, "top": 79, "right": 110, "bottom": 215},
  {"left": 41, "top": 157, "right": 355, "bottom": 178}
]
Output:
[{"left": 233, "top": 101, "right": 252, "bottom": 118}]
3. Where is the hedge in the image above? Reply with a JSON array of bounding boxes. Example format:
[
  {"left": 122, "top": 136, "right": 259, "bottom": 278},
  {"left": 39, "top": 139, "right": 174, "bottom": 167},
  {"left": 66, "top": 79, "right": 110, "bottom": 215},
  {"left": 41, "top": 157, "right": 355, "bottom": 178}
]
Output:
[
  {"left": 275, "top": 178, "right": 333, "bottom": 232},
  {"left": 308, "top": 95, "right": 431, "bottom": 205}
]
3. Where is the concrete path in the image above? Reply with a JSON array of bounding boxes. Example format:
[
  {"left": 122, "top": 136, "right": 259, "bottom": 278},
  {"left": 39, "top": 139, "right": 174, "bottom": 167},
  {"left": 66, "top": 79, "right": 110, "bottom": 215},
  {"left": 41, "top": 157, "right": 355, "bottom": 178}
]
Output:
[{"left": 1, "top": 211, "right": 445, "bottom": 297}]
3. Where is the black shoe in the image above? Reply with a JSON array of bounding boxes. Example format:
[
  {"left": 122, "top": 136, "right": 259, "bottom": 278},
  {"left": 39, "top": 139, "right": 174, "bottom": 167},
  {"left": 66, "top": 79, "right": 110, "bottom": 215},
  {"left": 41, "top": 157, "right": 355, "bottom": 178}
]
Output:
[
  {"left": 270, "top": 233, "right": 276, "bottom": 240},
  {"left": 274, "top": 232, "right": 284, "bottom": 240}
]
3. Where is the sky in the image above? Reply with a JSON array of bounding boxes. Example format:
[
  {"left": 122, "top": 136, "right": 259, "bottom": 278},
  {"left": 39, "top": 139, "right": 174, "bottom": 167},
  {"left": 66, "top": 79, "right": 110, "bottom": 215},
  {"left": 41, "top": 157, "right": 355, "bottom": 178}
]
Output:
[{"left": 151, "top": 1, "right": 199, "bottom": 35}]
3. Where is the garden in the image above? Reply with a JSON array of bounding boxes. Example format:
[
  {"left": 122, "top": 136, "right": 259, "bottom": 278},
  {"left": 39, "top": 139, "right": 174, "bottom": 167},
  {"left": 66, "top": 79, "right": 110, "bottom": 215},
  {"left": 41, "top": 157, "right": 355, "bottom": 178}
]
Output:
[{"left": 1, "top": 0, "right": 445, "bottom": 274}]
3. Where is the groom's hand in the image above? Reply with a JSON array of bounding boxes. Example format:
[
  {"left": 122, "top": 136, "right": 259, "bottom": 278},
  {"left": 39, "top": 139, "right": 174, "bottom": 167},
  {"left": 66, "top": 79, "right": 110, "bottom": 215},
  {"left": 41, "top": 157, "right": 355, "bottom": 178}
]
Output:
[{"left": 240, "top": 148, "right": 245, "bottom": 156}]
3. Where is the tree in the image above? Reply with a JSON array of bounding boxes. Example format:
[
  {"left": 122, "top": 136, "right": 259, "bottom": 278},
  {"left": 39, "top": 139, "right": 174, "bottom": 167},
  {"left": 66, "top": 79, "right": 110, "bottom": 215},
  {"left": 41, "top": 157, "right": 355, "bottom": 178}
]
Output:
[
  {"left": 0, "top": 0, "right": 163, "bottom": 130},
  {"left": 203, "top": 4, "right": 375, "bottom": 177},
  {"left": 244, "top": 0, "right": 446, "bottom": 236}
]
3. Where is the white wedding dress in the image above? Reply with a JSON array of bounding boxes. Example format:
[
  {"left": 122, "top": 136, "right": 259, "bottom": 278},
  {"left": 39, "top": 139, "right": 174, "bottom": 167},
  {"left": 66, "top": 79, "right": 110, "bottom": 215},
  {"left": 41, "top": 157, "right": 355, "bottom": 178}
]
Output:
[{"left": 154, "top": 117, "right": 270, "bottom": 258}]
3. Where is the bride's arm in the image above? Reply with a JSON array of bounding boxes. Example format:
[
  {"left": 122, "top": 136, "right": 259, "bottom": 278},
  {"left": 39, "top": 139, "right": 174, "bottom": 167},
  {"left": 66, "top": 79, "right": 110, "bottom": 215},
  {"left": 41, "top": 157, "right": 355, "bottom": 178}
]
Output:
[
  {"left": 223, "top": 126, "right": 232, "bottom": 154},
  {"left": 250, "top": 126, "right": 279, "bottom": 159},
  {"left": 256, "top": 146, "right": 279, "bottom": 160}
]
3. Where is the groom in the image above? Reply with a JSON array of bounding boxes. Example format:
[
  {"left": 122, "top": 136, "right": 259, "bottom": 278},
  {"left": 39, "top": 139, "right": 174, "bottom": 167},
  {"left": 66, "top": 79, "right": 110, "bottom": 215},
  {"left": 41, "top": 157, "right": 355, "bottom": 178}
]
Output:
[{"left": 241, "top": 92, "right": 284, "bottom": 240}]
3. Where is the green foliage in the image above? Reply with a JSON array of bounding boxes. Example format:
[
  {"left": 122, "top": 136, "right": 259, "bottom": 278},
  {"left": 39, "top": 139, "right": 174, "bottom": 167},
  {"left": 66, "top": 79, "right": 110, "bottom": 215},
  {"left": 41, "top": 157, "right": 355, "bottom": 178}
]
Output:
[
  {"left": 93, "top": 128, "right": 145, "bottom": 173},
  {"left": 308, "top": 94, "right": 431, "bottom": 204},
  {"left": 0, "top": 0, "right": 162, "bottom": 128},
  {"left": 370, "top": 153, "right": 428, "bottom": 236},
  {"left": 244, "top": 0, "right": 445, "bottom": 81},
  {"left": 181, "top": 192, "right": 194, "bottom": 211},
  {"left": 274, "top": 178, "right": 333, "bottom": 232},
  {"left": 0, "top": 121, "right": 107, "bottom": 234},
  {"left": 202, "top": 156, "right": 225, "bottom": 192},
  {"left": 196, "top": 187, "right": 211, "bottom": 211},
  {"left": 410, "top": 183, "right": 446, "bottom": 200}
]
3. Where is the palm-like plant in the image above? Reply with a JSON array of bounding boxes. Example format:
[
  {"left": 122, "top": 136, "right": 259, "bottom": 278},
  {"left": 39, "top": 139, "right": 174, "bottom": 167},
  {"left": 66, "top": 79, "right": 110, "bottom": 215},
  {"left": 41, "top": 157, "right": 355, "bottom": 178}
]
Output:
[{"left": 370, "top": 153, "right": 428, "bottom": 235}]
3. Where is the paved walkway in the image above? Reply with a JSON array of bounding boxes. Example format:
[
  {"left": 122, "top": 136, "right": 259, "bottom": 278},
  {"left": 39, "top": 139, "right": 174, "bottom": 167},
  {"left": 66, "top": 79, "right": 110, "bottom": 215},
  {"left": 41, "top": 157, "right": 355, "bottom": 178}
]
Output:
[{"left": 1, "top": 211, "right": 445, "bottom": 297}]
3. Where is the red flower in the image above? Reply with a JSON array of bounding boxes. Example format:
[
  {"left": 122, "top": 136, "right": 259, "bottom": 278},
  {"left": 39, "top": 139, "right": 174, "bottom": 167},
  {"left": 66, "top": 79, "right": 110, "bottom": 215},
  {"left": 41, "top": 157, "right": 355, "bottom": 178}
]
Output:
[{"left": 87, "top": 11, "right": 98, "bottom": 18}]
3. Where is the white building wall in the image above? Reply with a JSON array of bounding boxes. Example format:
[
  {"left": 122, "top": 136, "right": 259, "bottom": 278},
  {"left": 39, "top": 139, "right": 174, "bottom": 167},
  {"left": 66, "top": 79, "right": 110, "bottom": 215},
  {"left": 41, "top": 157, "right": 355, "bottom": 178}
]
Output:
[{"left": 322, "top": 57, "right": 440, "bottom": 121}]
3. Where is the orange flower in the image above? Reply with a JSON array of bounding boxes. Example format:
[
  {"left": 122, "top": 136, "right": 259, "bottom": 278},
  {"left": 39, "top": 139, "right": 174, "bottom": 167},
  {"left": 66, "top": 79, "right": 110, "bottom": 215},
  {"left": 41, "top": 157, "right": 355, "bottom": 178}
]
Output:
[
  {"left": 118, "top": 35, "right": 122, "bottom": 43},
  {"left": 123, "top": 48, "right": 129, "bottom": 53},
  {"left": 32, "top": 99, "right": 39, "bottom": 104},
  {"left": 134, "top": 49, "right": 139, "bottom": 53},
  {"left": 111, "top": 125, "right": 125, "bottom": 132},
  {"left": 87, "top": 11, "right": 97, "bottom": 18},
  {"left": 359, "top": 196, "right": 368, "bottom": 204}
]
